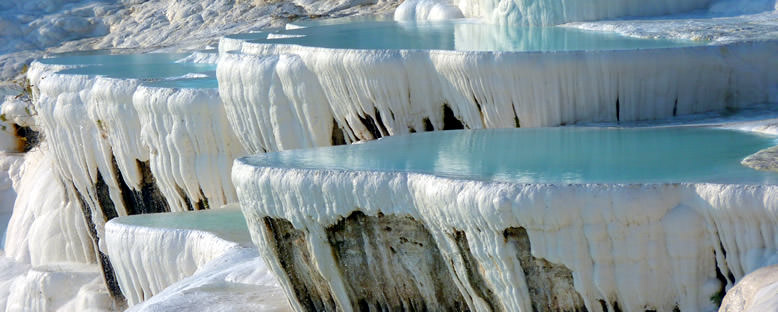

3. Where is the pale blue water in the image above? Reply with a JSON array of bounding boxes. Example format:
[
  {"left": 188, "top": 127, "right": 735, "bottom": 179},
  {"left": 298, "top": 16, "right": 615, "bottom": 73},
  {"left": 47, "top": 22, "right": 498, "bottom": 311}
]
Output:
[
  {"left": 58, "top": 63, "right": 215, "bottom": 80},
  {"left": 250, "top": 18, "right": 706, "bottom": 51},
  {"left": 38, "top": 53, "right": 189, "bottom": 66},
  {"left": 113, "top": 209, "right": 250, "bottom": 243},
  {"left": 286, "top": 14, "right": 394, "bottom": 28},
  {"left": 41, "top": 52, "right": 218, "bottom": 89},
  {"left": 245, "top": 127, "right": 778, "bottom": 185},
  {"left": 144, "top": 77, "right": 218, "bottom": 89}
]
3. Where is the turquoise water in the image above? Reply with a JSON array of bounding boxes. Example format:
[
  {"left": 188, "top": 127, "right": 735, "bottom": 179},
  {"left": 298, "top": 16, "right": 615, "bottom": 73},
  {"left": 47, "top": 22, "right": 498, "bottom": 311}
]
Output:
[
  {"left": 250, "top": 18, "right": 706, "bottom": 52},
  {"left": 40, "top": 52, "right": 217, "bottom": 89},
  {"left": 113, "top": 208, "right": 250, "bottom": 244},
  {"left": 58, "top": 63, "right": 215, "bottom": 80},
  {"left": 38, "top": 53, "right": 189, "bottom": 66},
  {"left": 144, "top": 77, "right": 218, "bottom": 89},
  {"left": 244, "top": 127, "right": 778, "bottom": 185}
]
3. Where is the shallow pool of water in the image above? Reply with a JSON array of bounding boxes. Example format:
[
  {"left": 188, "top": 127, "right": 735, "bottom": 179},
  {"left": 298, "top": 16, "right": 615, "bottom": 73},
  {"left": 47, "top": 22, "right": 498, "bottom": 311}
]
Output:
[
  {"left": 58, "top": 63, "right": 215, "bottom": 80},
  {"left": 250, "top": 18, "right": 707, "bottom": 52},
  {"left": 245, "top": 127, "right": 778, "bottom": 185},
  {"left": 38, "top": 53, "right": 190, "bottom": 66},
  {"left": 113, "top": 208, "right": 250, "bottom": 243},
  {"left": 40, "top": 52, "right": 217, "bottom": 88},
  {"left": 144, "top": 77, "right": 218, "bottom": 89}
]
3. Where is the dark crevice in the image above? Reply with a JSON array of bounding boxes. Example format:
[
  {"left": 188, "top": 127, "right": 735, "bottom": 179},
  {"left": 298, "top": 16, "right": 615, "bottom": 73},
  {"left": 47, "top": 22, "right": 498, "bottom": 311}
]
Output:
[
  {"left": 343, "top": 120, "right": 358, "bottom": 143},
  {"left": 95, "top": 171, "right": 119, "bottom": 222},
  {"left": 613, "top": 301, "right": 622, "bottom": 312},
  {"left": 672, "top": 98, "right": 678, "bottom": 117},
  {"left": 264, "top": 217, "right": 337, "bottom": 311},
  {"left": 712, "top": 250, "right": 728, "bottom": 308},
  {"left": 422, "top": 118, "right": 434, "bottom": 132},
  {"left": 599, "top": 300, "right": 608, "bottom": 312},
  {"left": 473, "top": 96, "right": 485, "bottom": 125},
  {"left": 718, "top": 241, "right": 736, "bottom": 284},
  {"left": 453, "top": 230, "right": 500, "bottom": 311},
  {"left": 117, "top": 159, "right": 170, "bottom": 215},
  {"left": 442, "top": 104, "right": 464, "bottom": 130},
  {"left": 331, "top": 119, "right": 347, "bottom": 146},
  {"left": 513, "top": 106, "right": 521, "bottom": 127},
  {"left": 72, "top": 185, "right": 127, "bottom": 309},
  {"left": 13, "top": 124, "right": 39, "bottom": 152},
  {"left": 373, "top": 108, "right": 389, "bottom": 137},
  {"left": 357, "top": 111, "right": 383, "bottom": 140},
  {"left": 194, "top": 198, "right": 208, "bottom": 210},
  {"left": 615, "top": 97, "right": 621, "bottom": 123},
  {"left": 176, "top": 186, "right": 195, "bottom": 211}
]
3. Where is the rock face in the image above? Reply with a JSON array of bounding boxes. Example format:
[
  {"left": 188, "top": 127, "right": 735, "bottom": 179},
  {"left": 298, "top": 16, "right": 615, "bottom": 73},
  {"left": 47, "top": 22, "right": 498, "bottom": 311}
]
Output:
[
  {"left": 502, "top": 227, "right": 586, "bottom": 312},
  {"left": 261, "top": 212, "right": 586, "bottom": 311}
]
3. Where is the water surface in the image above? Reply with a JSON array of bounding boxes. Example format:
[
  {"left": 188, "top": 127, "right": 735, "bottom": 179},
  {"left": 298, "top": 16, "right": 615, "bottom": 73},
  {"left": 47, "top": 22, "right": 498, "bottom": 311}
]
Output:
[
  {"left": 41, "top": 52, "right": 217, "bottom": 89},
  {"left": 245, "top": 127, "right": 778, "bottom": 185},
  {"left": 38, "top": 53, "right": 189, "bottom": 66},
  {"left": 113, "top": 208, "right": 250, "bottom": 244},
  {"left": 251, "top": 18, "right": 706, "bottom": 51}
]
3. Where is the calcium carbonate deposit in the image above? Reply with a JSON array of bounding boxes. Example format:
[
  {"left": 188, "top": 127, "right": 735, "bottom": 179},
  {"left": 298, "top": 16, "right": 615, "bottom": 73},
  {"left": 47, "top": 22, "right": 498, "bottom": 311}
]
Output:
[{"left": 0, "top": 0, "right": 777, "bottom": 311}]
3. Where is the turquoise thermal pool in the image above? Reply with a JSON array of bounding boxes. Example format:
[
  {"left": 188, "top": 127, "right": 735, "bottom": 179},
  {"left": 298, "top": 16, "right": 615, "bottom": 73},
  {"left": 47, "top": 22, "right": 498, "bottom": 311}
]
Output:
[
  {"left": 38, "top": 53, "right": 190, "bottom": 66},
  {"left": 243, "top": 127, "right": 778, "bottom": 185},
  {"left": 40, "top": 52, "right": 217, "bottom": 88},
  {"left": 58, "top": 63, "right": 215, "bottom": 81},
  {"left": 247, "top": 18, "right": 707, "bottom": 51},
  {"left": 112, "top": 208, "right": 250, "bottom": 244},
  {"left": 143, "top": 77, "right": 218, "bottom": 89}
]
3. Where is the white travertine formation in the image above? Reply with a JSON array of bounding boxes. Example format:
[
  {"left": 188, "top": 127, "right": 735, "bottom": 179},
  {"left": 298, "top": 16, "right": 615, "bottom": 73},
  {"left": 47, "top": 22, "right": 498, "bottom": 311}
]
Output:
[
  {"left": 720, "top": 264, "right": 778, "bottom": 312},
  {"left": 465, "top": 0, "right": 712, "bottom": 25},
  {"left": 133, "top": 86, "right": 245, "bottom": 210},
  {"left": 105, "top": 216, "right": 243, "bottom": 305},
  {"left": 0, "top": 153, "right": 23, "bottom": 250},
  {"left": 6, "top": 0, "right": 777, "bottom": 309},
  {"left": 126, "top": 247, "right": 291, "bottom": 312},
  {"left": 234, "top": 160, "right": 778, "bottom": 312},
  {"left": 30, "top": 57, "right": 244, "bottom": 218},
  {"left": 218, "top": 40, "right": 778, "bottom": 152},
  {"left": 14, "top": 58, "right": 245, "bottom": 309},
  {"left": 0, "top": 255, "right": 29, "bottom": 311},
  {"left": 3, "top": 147, "right": 94, "bottom": 266},
  {"left": 394, "top": 0, "right": 464, "bottom": 21},
  {"left": 567, "top": 4, "right": 778, "bottom": 43},
  {"left": 5, "top": 263, "right": 114, "bottom": 312},
  {"left": 104, "top": 207, "right": 288, "bottom": 309}
]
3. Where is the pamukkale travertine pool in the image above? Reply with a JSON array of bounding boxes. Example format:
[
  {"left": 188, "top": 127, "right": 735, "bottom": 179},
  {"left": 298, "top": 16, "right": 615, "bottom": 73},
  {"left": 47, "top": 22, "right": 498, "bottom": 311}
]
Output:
[
  {"left": 4, "top": 1, "right": 778, "bottom": 310},
  {"left": 247, "top": 18, "right": 706, "bottom": 51},
  {"left": 247, "top": 127, "right": 778, "bottom": 184}
]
